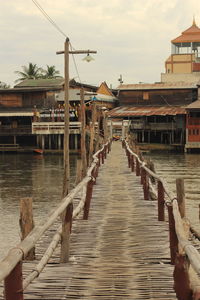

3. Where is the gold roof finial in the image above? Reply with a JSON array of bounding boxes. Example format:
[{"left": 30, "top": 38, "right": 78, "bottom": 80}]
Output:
[{"left": 193, "top": 15, "right": 196, "bottom": 26}]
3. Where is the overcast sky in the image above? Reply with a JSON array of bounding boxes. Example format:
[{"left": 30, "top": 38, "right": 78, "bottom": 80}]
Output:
[{"left": 0, "top": 0, "right": 199, "bottom": 88}]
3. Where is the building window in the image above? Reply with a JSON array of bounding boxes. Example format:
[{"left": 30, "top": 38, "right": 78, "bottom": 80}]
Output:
[{"left": 143, "top": 92, "right": 149, "bottom": 100}]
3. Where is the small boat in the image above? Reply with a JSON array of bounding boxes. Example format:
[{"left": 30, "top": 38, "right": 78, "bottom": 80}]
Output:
[{"left": 33, "top": 149, "right": 44, "bottom": 155}]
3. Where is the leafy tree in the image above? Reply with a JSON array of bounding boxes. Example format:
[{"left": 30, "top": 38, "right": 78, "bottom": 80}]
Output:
[
  {"left": 42, "top": 65, "right": 61, "bottom": 79},
  {"left": 14, "top": 63, "right": 43, "bottom": 82},
  {"left": 0, "top": 81, "right": 10, "bottom": 89}
]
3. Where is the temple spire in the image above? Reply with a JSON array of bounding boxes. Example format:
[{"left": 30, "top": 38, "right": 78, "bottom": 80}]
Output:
[{"left": 193, "top": 15, "right": 196, "bottom": 26}]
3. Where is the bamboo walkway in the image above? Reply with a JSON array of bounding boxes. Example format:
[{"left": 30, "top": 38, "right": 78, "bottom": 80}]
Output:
[{"left": 1, "top": 141, "right": 177, "bottom": 299}]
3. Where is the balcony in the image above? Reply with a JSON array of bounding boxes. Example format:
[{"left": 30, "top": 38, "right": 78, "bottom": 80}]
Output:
[
  {"left": 32, "top": 122, "right": 81, "bottom": 135},
  {"left": 131, "top": 122, "right": 177, "bottom": 131}
]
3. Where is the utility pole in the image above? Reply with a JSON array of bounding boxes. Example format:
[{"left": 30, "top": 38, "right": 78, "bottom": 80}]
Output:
[
  {"left": 80, "top": 88, "right": 87, "bottom": 178},
  {"left": 57, "top": 39, "right": 96, "bottom": 198}
]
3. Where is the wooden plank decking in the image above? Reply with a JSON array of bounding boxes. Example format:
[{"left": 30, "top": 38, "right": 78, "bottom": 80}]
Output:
[{"left": 1, "top": 141, "right": 177, "bottom": 299}]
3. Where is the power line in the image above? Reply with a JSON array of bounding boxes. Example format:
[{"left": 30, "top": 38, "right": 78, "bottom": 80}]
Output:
[
  {"left": 32, "top": 0, "right": 68, "bottom": 38},
  {"left": 69, "top": 42, "right": 82, "bottom": 84},
  {"left": 31, "top": 0, "right": 83, "bottom": 85}
]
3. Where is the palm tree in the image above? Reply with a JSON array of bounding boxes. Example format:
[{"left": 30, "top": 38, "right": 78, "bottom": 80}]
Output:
[
  {"left": 42, "top": 65, "right": 61, "bottom": 79},
  {"left": 0, "top": 81, "right": 10, "bottom": 89},
  {"left": 15, "top": 63, "right": 43, "bottom": 83}
]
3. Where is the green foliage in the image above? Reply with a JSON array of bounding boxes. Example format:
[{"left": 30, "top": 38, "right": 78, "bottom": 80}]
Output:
[
  {"left": 15, "top": 63, "right": 61, "bottom": 82},
  {"left": 15, "top": 63, "right": 43, "bottom": 82},
  {"left": 0, "top": 81, "right": 10, "bottom": 89},
  {"left": 41, "top": 65, "right": 61, "bottom": 79}
]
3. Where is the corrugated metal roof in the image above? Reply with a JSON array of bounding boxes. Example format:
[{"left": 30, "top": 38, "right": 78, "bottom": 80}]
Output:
[
  {"left": 14, "top": 78, "right": 65, "bottom": 88},
  {"left": 186, "top": 100, "right": 200, "bottom": 109},
  {"left": 108, "top": 106, "right": 186, "bottom": 117},
  {"left": 117, "top": 82, "right": 197, "bottom": 90}
]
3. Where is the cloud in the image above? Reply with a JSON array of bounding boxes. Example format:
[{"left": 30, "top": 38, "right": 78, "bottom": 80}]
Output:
[{"left": 0, "top": 0, "right": 200, "bottom": 87}]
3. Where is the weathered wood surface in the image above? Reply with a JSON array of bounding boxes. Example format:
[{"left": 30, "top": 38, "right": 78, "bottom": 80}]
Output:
[{"left": 0, "top": 142, "right": 177, "bottom": 299}]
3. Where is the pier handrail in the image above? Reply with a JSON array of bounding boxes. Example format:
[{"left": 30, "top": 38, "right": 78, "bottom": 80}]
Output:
[
  {"left": 123, "top": 138, "right": 200, "bottom": 300},
  {"left": 125, "top": 141, "right": 174, "bottom": 202},
  {"left": 0, "top": 140, "right": 111, "bottom": 299}
]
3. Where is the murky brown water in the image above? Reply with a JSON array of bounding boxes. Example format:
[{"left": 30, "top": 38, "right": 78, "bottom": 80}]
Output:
[
  {"left": 0, "top": 151, "right": 200, "bottom": 260},
  {"left": 0, "top": 153, "right": 77, "bottom": 259},
  {"left": 147, "top": 152, "right": 200, "bottom": 230}
]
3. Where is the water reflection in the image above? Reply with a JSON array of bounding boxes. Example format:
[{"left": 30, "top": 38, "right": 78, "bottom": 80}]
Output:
[
  {"left": 147, "top": 152, "right": 200, "bottom": 230},
  {"left": 0, "top": 153, "right": 77, "bottom": 259}
]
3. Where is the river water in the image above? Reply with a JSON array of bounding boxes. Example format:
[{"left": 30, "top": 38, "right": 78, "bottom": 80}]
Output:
[
  {"left": 0, "top": 151, "right": 200, "bottom": 260},
  {"left": 0, "top": 153, "right": 77, "bottom": 260},
  {"left": 146, "top": 152, "right": 200, "bottom": 231}
]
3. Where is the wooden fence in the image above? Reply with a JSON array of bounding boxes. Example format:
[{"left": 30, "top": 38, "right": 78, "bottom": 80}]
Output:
[
  {"left": 0, "top": 140, "right": 111, "bottom": 300},
  {"left": 123, "top": 139, "right": 200, "bottom": 300}
]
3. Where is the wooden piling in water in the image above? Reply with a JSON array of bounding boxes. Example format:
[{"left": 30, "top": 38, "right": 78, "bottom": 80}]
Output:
[{"left": 19, "top": 198, "right": 35, "bottom": 260}]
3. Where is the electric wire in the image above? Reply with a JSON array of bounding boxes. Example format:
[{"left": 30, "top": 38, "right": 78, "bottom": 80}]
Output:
[
  {"left": 69, "top": 43, "right": 82, "bottom": 84},
  {"left": 32, "top": 0, "right": 68, "bottom": 38},
  {"left": 31, "top": 0, "right": 83, "bottom": 85}
]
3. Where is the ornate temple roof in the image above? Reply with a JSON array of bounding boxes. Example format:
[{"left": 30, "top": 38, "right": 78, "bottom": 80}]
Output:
[{"left": 172, "top": 19, "right": 200, "bottom": 43}]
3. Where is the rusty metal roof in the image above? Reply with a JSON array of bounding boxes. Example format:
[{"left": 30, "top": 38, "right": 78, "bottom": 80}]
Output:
[
  {"left": 117, "top": 82, "right": 197, "bottom": 90},
  {"left": 186, "top": 100, "right": 200, "bottom": 109},
  {"left": 108, "top": 106, "right": 186, "bottom": 117}
]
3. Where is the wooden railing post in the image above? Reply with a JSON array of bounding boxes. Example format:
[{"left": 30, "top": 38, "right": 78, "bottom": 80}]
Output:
[
  {"left": 108, "top": 141, "right": 111, "bottom": 153},
  {"left": 101, "top": 151, "right": 104, "bottom": 164},
  {"left": 167, "top": 205, "right": 178, "bottom": 265},
  {"left": 173, "top": 178, "right": 192, "bottom": 300},
  {"left": 157, "top": 181, "right": 165, "bottom": 221},
  {"left": 136, "top": 159, "right": 140, "bottom": 176},
  {"left": 19, "top": 197, "right": 35, "bottom": 260},
  {"left": 143, "top": 169, "right": 149, "bottom": 200},
  {"left": 176, "top": 178, "right": 185, "bottom": 218},
  {"left": 104, "top": 145, "right": 107, "bottom": 159},
  {"left": 92, "top": 167, "right": 97, "bottom": 185},
  {"left": 4, "top": 261, "right": 24, "bottom": 300},
  {"left": 98, "top": 152, "right": 101, "bottom": 167},
  {"left": 131, "top": 155, "right": 135, "bottom": 172},
  {"left": 173, "top": 254, "right": 192, "bottom": 300},
  {"left": 128, "top": 151, "right": 131, "bottom": 168},
  {"left": 83, "top": 179, "right": 93, "bottom": 220},
  {"left": 60, "top": 203, "right": 73, "bottom": 263},
  {"left": 140, "top": 168, "right": 144, "bottom": 185}
]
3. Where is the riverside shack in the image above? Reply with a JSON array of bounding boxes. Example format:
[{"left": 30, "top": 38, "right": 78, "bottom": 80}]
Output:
[{"left": 109, "top": 82, "right": 197, "bottom": 150}]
